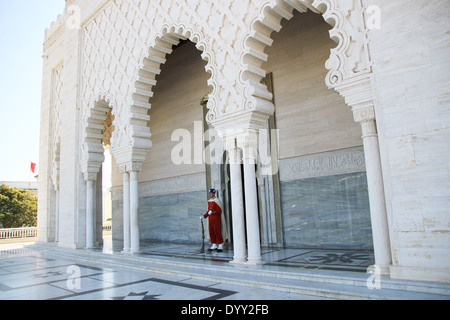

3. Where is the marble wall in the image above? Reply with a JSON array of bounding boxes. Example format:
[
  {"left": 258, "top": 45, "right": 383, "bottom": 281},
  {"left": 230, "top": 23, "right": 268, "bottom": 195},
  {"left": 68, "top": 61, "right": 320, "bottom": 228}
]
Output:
[
  {"left": 278, "top": 147, "right": 373, "bottom": 250},
  {"left": 369, "top": 0, "right": 450, "bottom": 282},
  {"left": 112, "top": 191, "right": 207, "bottom": 246},
  {"left": 280, "top": 171, "right": 373, "bottom": 250},
  {"left": 139, "top": 191, "right": 206, "bottom": 244},
  {"left": 112, "top": 173, "right": 208, "bottom": 246}
]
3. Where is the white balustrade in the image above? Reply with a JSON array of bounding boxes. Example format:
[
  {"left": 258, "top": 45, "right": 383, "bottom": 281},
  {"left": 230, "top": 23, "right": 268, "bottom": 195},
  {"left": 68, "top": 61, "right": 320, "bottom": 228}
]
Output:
[{"left": 0, "top": 227, "right": 38, "bottom": 240}]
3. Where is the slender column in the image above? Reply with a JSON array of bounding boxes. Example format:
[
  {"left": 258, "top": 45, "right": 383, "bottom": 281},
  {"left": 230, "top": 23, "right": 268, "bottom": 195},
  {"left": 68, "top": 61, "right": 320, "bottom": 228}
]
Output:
[
  {"left": 55, "top": 190, "right": 60, "bottom": 243},
  {"left": 122, "top": 171, "right": 131, "bottom": 253},
  {"left": 354, "top": 106, "right": 392, "bottom": 274},
  {"left": 84, "top": 174, "right": 96, "bottom": 249},
  {"left": 129, "top": 170, "right": 140, "bottom": 254},
  {"left": 258, "top": 177, "right": 269, "bottom": 245},
  {"left": 239, "top": 131, "right": 263, "bottom": 265},
  {"left": 227, "top": 138, "right": 247, "bottom": 264}
]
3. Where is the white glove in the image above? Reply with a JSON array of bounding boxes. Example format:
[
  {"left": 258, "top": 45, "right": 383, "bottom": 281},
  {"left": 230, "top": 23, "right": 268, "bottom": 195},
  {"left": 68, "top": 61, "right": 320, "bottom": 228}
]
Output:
[{"left": 208, "top": 210, "right": 212, "bottom": 215}]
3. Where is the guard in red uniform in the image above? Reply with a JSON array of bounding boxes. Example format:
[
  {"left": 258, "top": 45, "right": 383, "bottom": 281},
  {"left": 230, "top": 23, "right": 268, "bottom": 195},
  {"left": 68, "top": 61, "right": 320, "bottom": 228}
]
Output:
[{"left": 201, "top": 189, "right": 227, "bottom": 252}]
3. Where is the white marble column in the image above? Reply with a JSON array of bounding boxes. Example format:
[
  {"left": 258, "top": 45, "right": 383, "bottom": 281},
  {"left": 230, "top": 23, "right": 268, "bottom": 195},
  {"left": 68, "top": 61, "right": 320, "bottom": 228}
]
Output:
[
  {"left": 354, "top": 106, "right": 392, "bottom": 274},
  {"left": 227, "top": 138, "right": 247, "bottom": 264},
  {"left": 239, "top": 131, "right": 263, "bottom": 265},
  {"left": 122, "top": 171, "right": 131, "bottom": 253},
  {"left": 54, "top": 189, "right": 60, "bottom": 243},
  {"left": 129, "top": 170, "right": 140, "bottom": 254},
  {"left": 84, "top": 174, "right": 96, "bottom": 249},
  {"left": 258, "top": 176, "right": 269, "bottom": 246}
]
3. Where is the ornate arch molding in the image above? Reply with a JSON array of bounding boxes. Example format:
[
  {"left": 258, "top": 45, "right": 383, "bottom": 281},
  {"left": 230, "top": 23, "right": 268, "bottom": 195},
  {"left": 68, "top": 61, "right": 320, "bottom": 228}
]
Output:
[
  {"left": 111, "top": 21, "right": 220, "bottom": 171},
  {"left": 80, "top": 95, "right": 114, "bottom": 181},
  {"left": 240, "top": 0, "right": 375, "bottom": 121},
  {"left": 81, "top": 0, "right": 259, "bottom": 157},
  {"left": 239, "top": 0, "right": 392, "bottom": 271},
  {"left": 130, "top": 22, "right": 216, "bottom": 140},
  {"left": 112, "top": 22, "right": 217, "bottom": 169}
]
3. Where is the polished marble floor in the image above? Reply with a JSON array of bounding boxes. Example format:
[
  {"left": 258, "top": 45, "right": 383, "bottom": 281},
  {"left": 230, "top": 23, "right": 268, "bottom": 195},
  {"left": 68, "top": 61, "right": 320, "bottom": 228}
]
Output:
[
  {"left": 1, "top": 239, "right": 449, "bottom": 301},
  {"left": 0, "top": 241, "right": 330, "bottom": 301},
  {"left": 132, "top": 240, "right": 375, "bottom": 273}
]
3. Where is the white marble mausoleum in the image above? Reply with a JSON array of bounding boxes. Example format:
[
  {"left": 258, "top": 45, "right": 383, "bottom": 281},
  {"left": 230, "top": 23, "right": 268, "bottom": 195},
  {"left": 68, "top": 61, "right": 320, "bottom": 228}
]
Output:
[{"left": 38, "top": 0, "right": 450, "bottom": 284}]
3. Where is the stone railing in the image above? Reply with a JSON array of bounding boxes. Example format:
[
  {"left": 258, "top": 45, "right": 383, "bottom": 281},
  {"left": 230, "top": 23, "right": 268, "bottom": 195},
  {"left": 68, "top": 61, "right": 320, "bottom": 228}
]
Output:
[{"left": 0, "top": 227, "right": 38, "bottom": 240}]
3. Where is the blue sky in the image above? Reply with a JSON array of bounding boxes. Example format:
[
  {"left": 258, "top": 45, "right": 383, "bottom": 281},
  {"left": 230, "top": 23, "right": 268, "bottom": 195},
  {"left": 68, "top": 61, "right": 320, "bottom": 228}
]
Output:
[{"left": 0, "top": 0, "right": 65, "bottom": 182}]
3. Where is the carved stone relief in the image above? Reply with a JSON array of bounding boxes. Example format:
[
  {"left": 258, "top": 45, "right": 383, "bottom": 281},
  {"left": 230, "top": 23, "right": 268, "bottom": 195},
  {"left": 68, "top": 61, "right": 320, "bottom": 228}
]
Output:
[
  {"left": 279, "top": 147, "right": 366, "bottom": 181},
  {"left": 241, "top": 0, "right": 373, "bottom": 124},
  {"left": 79, "top": 0, "right": 374, "bottom": 169},
  {"left": 51, "top": 64, "right": 64, "bottom": 191}
]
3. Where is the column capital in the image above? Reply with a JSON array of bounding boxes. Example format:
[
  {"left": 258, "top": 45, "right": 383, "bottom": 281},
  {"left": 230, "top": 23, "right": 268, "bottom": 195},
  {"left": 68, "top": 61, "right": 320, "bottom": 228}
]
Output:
[
  {"left": 332, "top": 73, "right": 377, "bottom": 125},
  {"left": 352, "top": 104, "right": 375, "bottom": 123},
  {"left": 113, "top": 145, "right": 148, "bottom": 173},
  {"left": 221, "top": 129, "right": 258, "bottom": 163},
  {"left": 119, "top": 162, "right": 143, "bottom": 174},
  {"left": 351, "top": 105, "right": 378, "bottom": 138},
  {"left": 80, "top": 159, "right": 102, "bottom": 181},
  {"left": 83, "top": 172, "right": 98, "bottom": 182},
  {"left": 236, "top": 129, "right": 258, "bottom": 161}
]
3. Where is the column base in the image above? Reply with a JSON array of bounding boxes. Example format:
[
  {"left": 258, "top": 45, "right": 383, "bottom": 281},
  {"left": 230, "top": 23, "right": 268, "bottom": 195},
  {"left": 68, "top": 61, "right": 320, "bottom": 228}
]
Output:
[
  {"left": 377, "top": 264, "right": 391, "bottom": 276},
  {"left": 58, "top": 242, "right": 84, "bottom": 250},
  {"left": 246, "top": 258, "right": 265, "bottom": 266},
  {"left": 230, "top": 258, "right": 247, "bottom": 265}
]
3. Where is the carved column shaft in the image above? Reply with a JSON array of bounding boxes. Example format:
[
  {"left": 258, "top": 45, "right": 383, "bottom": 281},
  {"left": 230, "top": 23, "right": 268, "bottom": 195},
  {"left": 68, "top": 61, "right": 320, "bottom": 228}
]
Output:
[
  {"left": 121, "top": 171, "right": 130, "bottom": 253},
  {"left": 129, "top": 170, "right": 140, "bottom": 254},
  {"left": 353, "top": 105, "right": 392, "bottom": 273},
  {"left": 119, "top": 162, "right": 143, "bottom": 254},
  {"left": 84, "top": 173, "right": 98, "bottom": 249},
  {"left": 237, "top": 130, "right": 264, "bottom": 265},
  {"left": 225, "top": 137, "right": 247, "bottom": 264}
]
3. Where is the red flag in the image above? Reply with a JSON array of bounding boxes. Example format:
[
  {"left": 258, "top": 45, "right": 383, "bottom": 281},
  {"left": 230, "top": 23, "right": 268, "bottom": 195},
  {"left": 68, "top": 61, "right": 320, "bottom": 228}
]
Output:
[{"left": 30, "top": 162, "right": 36, "bottom": 174}]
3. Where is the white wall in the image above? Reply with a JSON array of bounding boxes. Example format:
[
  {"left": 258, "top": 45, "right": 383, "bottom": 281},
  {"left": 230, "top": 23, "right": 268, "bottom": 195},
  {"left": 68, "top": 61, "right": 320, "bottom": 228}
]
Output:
[{"left": 370, "top": 0, "right": 450, "bottom": 282}]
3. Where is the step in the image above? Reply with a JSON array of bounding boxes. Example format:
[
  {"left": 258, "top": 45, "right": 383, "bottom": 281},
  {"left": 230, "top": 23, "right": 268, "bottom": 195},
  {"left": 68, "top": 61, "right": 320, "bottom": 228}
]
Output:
[{"left": 32, "top": 244, "right": 450, "bottom": 300}]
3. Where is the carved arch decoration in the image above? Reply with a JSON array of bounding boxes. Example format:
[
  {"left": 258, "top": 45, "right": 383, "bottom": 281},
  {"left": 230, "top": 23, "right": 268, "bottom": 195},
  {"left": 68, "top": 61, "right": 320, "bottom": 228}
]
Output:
[
  {"left": 79, "top": 0, "right": 373, "bottom": 169},
  {"left": 80, "top": 0, "right": 261, "bottom": 168},
  {"left": 240, "top": 0, "right": 374, "bottom": 119},
  {"left": 129, "top": 22, "right": 215, "bottom": 148},
  {"left": 80, "top": 95, "right": 115, "bottom": 180}
]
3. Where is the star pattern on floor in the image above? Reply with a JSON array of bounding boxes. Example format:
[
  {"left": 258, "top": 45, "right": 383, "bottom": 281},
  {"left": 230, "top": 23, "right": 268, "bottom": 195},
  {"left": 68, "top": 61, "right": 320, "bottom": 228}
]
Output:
[
  {"left": 111, "top": 291, "right": 162, "bottom": 301},
  {"left": 306, "top": 252, "right": 371, "bottom": 264}
]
